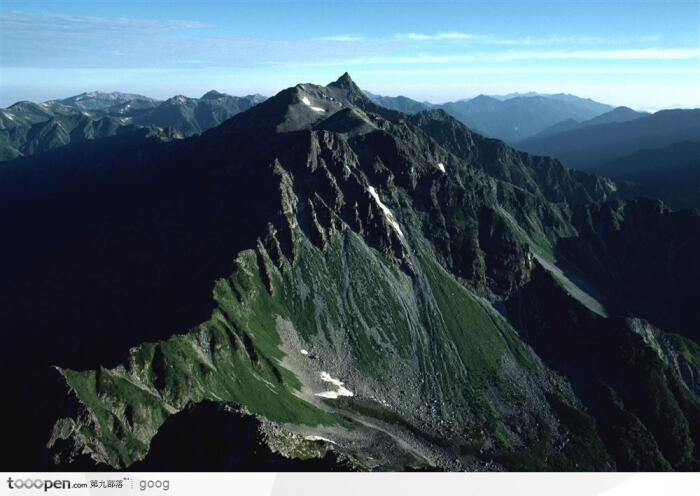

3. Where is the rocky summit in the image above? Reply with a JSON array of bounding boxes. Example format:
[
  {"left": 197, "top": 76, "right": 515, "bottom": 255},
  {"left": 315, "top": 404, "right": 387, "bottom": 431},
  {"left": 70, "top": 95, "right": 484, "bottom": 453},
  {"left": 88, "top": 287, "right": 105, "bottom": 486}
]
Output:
[{"left": 1, "top": 74, "right": 698, "bottom": 472}]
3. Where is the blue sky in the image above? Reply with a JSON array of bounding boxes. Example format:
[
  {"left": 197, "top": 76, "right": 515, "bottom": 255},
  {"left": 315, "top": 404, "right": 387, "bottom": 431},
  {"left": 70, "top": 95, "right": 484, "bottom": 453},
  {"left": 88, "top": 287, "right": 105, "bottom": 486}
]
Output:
[{"left": 1, "top": 0, "right": 698, "bottom": 109}]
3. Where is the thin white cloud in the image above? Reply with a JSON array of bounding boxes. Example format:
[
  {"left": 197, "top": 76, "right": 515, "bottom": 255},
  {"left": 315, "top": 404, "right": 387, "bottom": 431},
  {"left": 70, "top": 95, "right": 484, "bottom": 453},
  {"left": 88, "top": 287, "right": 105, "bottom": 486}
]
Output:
[
  {"left": 308, "top": 48, "right": 700, "bottom": 66},
  {"left": 396, "top": 31, "right": 663, "bottom": 46},
  {"left": 358, "top": 67, "right": 700, "bottom": 76},
  {"left": 0, "top": 10, "right": 211, "bottom": 33},
  {"left": 400, "top": 32, "right": 485, "bottom": 41},
  {"left": 317, "top": 35, "right": 365, "bottom": 42},
  {"left": 0, "top": 11, "right": 390, "bottom": 69},
  {"left": 548, "top": 48, "right": 700, "bottom": 60}
]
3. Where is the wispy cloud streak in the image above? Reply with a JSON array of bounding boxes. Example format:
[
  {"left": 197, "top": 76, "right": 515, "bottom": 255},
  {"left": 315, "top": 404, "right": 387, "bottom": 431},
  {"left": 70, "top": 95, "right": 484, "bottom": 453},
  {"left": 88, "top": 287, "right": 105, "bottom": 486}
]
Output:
[
  {"left": 292, "top": 48, "right": 700, "bottom": 67},
  {"left": 316, "top": 34, "right": 366, "bottom": 42},
  {"left": 0, "top": 10, "right": 210, "bottom": 34},
  {"left": 396, "top": 31, "right": 663, "bottom": 45},
  {"left": 357, "top": 67, "right": 700, "bottom": 76}
]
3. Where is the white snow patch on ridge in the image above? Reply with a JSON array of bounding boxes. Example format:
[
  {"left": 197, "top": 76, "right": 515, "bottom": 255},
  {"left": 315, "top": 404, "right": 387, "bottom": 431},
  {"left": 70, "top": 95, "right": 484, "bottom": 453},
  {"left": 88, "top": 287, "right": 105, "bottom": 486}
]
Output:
[
  {"left": 301, "top": 95, "right": 325, "bottom": 113},
  {"left": 315, "top": 391, "right": 342, "bottom": 399},
  {"left": 315, "top": 371, "right": 354, "bottom": 399},
  {"left": 368, "top": 186, "right": 404, "bottom": 238},
  {"left": 304, "top": 435, "right": 336, "bottom": 444},
  {"left": 2, "top": 111, "right": 14, "bottom": 121},
  {"left": 320, "top": 371, "right": 343, "bottom": 387},
  {"left": 300, "top": 349, "right": 309, "bottom": 355},
  {"left": 437, "top": 162, "right": 446, "bottom": 173}
]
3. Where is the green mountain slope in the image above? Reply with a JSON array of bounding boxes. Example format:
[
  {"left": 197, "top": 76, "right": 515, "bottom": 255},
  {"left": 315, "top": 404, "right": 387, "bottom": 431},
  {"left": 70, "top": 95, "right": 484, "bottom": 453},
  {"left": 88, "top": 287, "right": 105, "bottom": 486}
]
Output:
[
  {"left": 0, "top": 101, "right": 179, "bottom": 160},
  {"left": 45, "top": 128, "right": 609, "bottom": 469}
]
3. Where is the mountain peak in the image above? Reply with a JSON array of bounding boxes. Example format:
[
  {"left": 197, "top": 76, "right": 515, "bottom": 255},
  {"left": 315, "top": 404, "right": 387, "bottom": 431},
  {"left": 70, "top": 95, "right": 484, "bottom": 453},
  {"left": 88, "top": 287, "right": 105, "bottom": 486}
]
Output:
[
  {"left": 471, "top": 94, "right": 500, "bottom": 103},
  {"left": 201, "top": 90, "right": 226, "bottom": 100},
  {"left": 211, "top": 73, "right": 395, "bottom": 135},
  {"left": 328, "top": 72, "right": 358, "bottom": 91},
  {"left": 166, "top": 95, "right": 190, "bottom": 104}
]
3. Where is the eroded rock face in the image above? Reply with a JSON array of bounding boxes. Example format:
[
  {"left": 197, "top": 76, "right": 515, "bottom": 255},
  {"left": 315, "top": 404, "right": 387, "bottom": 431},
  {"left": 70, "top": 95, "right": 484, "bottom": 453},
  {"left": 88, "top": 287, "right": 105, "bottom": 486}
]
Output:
[{"left": 2, "top": 74, "right": 698, "bottom": 472}]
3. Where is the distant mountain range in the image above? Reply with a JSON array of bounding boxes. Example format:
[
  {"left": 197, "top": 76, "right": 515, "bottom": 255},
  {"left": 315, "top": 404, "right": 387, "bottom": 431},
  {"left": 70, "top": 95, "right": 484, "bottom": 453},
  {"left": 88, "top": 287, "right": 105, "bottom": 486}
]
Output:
[
  {"left": 115, "top": 91, "right": 267, "bottom": 135},
  {"left": 515, "top": 108, "right": 700, "bottom": 210},
  {"left": 4, "top": 87, "right": 697, "bottom": 213},
  {"left": 363, "top": 90, "right": 436, "bottom": 114},
  {"left": 532, "top": 106, "right": 649, "bottom": 139},
  {"left": 0, "top": 91, "right": 266, "bottom": 160},
  {"left": 592, "top": 141, "right": 700, "bottom": 210},
  {"left": 367, "top": 90, "right": 698, "bottom": 211},
  {"left": 0, "top": 101, "right": 164, "bottom": 161},
  {"left": 365, "top": 91, "right": 614, "bottom": 143},
  {"left": 51, "top": 91, "right": 161, "bottom": 111},
  {"left": 517, "top": 108, "right": 700, "bottom": 168}
]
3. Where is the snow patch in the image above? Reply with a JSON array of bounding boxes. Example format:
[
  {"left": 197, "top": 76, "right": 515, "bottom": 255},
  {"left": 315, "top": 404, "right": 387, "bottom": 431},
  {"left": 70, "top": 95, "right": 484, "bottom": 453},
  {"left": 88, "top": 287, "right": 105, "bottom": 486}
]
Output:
[
  {"left": 336, "top": 386, "right": 354, "bottom": 396},
  {"left": 2, "top": 111, "right": 14, "bottom": 121},
  {"left": 315, "top": 371, "right": 354, "bottom": 399},
  {"left": 315, "top": 391, "right": 341, "bottom": 399},
  {"left": 320, "top": 371, "right": 343, "bottom": 387},
  {"left": 368, "top": 186, "right": 404, "bottom": 238},
  {"left": 300, "top": 349, "right": 309, "bottom": 355},
  {"left": 304, "top": 435, "right": 336, "bottom": 444},
  {"left": 301, "top": 95, "right": 326, "bottom": 113},
  {"left": 437, "top": 162, "right": 446, "bottom": 173}
]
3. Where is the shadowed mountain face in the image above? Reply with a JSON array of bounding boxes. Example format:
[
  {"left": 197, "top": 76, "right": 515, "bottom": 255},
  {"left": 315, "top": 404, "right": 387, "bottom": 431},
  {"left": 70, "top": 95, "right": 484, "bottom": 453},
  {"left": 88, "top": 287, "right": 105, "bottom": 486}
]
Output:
[
  {"left": 1, "top": 74, "right": 698, "bottom": 472},
  {"left": 591, "top": 141, "right": 700, "bottom": 210},
  {"left": 130, "top": 401, "right": 353, "bottom": 471},
  {"left": 405, "top": 109, "right": 633, "bottom": 206}
]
